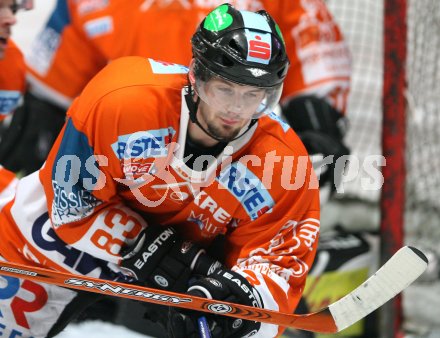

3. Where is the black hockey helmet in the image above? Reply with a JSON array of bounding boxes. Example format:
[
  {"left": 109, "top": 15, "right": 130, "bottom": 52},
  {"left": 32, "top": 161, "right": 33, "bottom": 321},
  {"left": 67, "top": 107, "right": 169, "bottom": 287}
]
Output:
[{"left": 191, "top": 3, "right": 290, "bottom": 89}]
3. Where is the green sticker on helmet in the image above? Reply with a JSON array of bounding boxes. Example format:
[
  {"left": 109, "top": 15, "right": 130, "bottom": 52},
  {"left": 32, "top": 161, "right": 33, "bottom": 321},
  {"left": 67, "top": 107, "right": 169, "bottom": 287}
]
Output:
[
  {"left": 275, "top": 23, "right": 285, "bottom": 46},
  {"left": 203, "top": 4, "right": 233, "bottom": 32}
]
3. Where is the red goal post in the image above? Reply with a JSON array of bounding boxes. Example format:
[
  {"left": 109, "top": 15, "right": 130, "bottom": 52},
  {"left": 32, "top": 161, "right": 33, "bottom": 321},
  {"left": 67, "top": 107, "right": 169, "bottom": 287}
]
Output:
[{"left": 381, "top": 0, "right": 406, "bottom": 337}]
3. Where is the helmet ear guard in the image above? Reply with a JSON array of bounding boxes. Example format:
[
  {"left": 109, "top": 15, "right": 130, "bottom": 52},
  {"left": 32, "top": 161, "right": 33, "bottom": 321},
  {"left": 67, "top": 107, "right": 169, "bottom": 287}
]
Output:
[
  {"left": 185, "top": 61, "right": 198, "bottom": 124},
  {"left": 188, "top": 59, "right": 213, "bottom": 89},
  {"left": 188, "top": 60, "right": 196, "bottom": 88}
]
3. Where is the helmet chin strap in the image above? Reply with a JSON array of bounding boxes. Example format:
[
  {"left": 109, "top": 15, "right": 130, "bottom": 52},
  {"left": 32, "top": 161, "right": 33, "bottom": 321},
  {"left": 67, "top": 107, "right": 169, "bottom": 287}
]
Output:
[{"left": 184, "top": 82, "right": 258, "bottom": 143}]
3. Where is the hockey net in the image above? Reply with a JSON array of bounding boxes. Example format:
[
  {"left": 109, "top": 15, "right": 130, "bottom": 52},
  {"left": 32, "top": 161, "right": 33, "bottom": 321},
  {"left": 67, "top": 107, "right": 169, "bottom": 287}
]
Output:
[{"left": 324, "top": 0, "right": 440, "bottom": 336}]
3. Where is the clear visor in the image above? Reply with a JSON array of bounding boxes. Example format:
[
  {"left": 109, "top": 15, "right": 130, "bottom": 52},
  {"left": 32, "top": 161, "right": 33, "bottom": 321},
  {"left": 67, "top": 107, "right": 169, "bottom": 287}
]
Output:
[{"left": 194, "top": 73, "right": 283, "bottom": 119}]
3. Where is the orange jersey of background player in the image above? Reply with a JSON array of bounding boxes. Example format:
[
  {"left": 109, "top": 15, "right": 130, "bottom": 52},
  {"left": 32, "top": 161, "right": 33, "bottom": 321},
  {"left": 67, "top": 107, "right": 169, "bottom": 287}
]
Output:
[
  {"left": 26, "top": 0, "right": 350, "bottom": 112},
  {"left": 0, "top": 57, "right": 320, "bottom": 336},
  {"left": 0, "top": 40, "right": 25, "bottom": 120}
]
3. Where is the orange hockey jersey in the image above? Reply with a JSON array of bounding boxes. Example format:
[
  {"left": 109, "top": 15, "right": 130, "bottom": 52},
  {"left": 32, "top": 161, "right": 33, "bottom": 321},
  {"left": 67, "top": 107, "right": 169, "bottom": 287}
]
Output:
[
  {"left": 26, "top": 0, "right": 350, "bottom": 112},
  {"left": 0, "top": 57, "right": 320, "bottom": 336},
  {"left": 0, "top": 40, "right": 25, "bottom": 120}
]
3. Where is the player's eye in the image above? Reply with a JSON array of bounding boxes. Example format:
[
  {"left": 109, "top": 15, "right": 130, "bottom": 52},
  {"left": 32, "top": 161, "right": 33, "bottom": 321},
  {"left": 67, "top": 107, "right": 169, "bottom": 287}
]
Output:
[{"left": 10, "top": 3, "right": 19, "bottom": 14}]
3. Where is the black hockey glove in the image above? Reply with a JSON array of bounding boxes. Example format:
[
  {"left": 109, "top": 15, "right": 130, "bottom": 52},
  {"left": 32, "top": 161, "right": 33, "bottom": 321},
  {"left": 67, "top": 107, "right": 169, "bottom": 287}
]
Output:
[
  {"left": 0, "top": 91, "right": 67, "bottom": 175},
  {"left": 282, "top": 95, "right": 350, "bottom": 197},
  {"left": 167, "top": 269, "right": 264, "bottom": 338},
  {"left": 121, "top": 226, "right": 222, "bottom": 292}
]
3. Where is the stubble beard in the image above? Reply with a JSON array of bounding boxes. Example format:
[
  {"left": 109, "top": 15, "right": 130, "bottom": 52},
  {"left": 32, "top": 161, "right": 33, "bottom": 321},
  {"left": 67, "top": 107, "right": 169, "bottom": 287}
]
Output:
[
  {"left": 206, "top": 121, "right": 242, "bottom": 142},
  {"left": 199, "top": 106, "right": 243, "bottom": 142}
]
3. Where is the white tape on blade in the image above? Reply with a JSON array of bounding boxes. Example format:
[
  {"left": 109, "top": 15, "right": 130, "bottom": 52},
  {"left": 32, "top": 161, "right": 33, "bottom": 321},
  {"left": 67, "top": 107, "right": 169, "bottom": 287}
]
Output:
[{"left": 328, "top": 247, "right": 427, "bottom": 331}]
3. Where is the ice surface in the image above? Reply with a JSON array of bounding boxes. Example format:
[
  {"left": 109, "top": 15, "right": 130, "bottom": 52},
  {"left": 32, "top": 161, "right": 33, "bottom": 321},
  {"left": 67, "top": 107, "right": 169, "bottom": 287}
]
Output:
[{"left": 55, "top": 321, "right": 155, "bottom": 338}]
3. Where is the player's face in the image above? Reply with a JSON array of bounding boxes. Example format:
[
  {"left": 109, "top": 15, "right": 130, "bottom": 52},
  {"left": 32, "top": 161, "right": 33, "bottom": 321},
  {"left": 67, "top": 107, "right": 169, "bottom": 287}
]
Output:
[
  {"left": 197, "top": 78, "right": 266, "bottom": 141},
  {"left": 0, "top": 0, "right": 17, "bottom": 59}
]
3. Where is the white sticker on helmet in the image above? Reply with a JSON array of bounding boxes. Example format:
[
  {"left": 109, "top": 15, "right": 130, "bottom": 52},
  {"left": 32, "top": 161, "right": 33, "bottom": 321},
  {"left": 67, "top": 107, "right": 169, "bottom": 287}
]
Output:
[{"left": 240, "top": 10, "right": 271, "bottom": 32}]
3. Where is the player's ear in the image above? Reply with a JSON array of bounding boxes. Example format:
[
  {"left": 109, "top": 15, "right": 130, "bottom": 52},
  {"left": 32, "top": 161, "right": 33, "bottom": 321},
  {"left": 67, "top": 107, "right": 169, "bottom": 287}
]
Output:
[{"left": 188, "top": 59, "right": 196, "bottom": 87}]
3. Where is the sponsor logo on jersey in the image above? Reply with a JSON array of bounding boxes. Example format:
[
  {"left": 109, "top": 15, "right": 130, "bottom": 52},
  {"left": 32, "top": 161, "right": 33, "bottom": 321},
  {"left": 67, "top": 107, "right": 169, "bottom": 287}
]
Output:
[
  {"left": 51, "top": 119, "right": 104, "bottom": 225},
  {"left": 193, "top": 191, "right": 231, "bottom": 224},
  {"left": 148, "top": 59, "right": 188, "bottom": 74},
  {"left": 122, "top": 161, "right": 156, "bottom": 179},
  {"left": 217, "top": 162, "right": 274, "bottom": 220},
  {"left": 292, "top": 11, "right": 351, "bottom": 85},
  {"left": 84, "top": 16, "right": 113, "bottom": 38},
  {"left": 27, "top": 0, "right": 70, "bottom": 74},
  {"left": 112, "top": 128, "right": 175, "bottom": 160},
  {"left": 52, "top": 181, "right": 100, "bottom": 226},
  {"left": 29, "top": 212, "right": 126, "bottom": 280},
  {"left": 186, "top": 190, "right": 231, "bottom": 236},
  {"left": 0, "top": 274, "right": 49, "bottom": 335},
  {"left": 26, "top": 27, "right": 61, "bottom": 76},
  {"left": 76, "top": 0, "right": 109, "bottom": 16},
  {"left": 0, "top": 90, "right": 21, "bottom": 115},
  {"left": 187, "top": 211, "right": 222, "bottom": 237}
]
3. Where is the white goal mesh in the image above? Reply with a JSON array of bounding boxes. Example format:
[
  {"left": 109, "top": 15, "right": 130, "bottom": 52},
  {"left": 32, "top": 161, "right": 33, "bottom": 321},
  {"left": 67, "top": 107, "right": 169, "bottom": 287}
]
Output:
[
  {"left": 323, "top": 0, "right": 440, "bottom": 254},
  {"left": 404, "top": 0, "right": 440, "bottom": 256}
]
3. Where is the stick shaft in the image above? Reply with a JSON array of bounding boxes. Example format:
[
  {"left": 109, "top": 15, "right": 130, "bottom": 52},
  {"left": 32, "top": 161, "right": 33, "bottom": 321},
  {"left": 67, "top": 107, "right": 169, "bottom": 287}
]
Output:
[
  {"left": 0, "top": 246, "right": 427, "bottom": 334},
  {"left": 0, "top": 261, "right": 332, "bottom": 330}
]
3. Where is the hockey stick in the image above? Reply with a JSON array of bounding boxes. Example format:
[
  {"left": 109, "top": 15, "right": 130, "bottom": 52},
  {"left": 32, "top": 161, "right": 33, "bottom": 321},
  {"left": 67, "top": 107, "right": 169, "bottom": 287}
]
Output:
[{"left": 0, "top": 246, "right": 427, "bottom": 333}]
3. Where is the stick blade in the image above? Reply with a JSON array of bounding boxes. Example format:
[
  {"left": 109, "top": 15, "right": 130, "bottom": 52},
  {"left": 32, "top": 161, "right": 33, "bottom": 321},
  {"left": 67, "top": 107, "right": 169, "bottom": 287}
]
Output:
[{"left": 328, "top": 246, "right": 428, "bottom": 332}]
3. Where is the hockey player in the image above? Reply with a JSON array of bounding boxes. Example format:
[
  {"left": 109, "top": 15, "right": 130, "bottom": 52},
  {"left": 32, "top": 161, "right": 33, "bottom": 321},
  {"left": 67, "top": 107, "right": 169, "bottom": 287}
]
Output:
[
  {"left": 0, "top": 40, "right": 24, "bottom": 120},
  {"left": 0, "top": 0, "right": 33, "bottom": 170},
  {"left": 0, "top": 0, "right": 26, "bottom": 219},
  {"left": 0, "top": 4, "right": 320, "bottom": 337},
  {"left": 0, "top": 0, "right": 33, "bottom": 120},
  {"left": 2, "top": 0, "right": 350, "bottom": 195}
]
